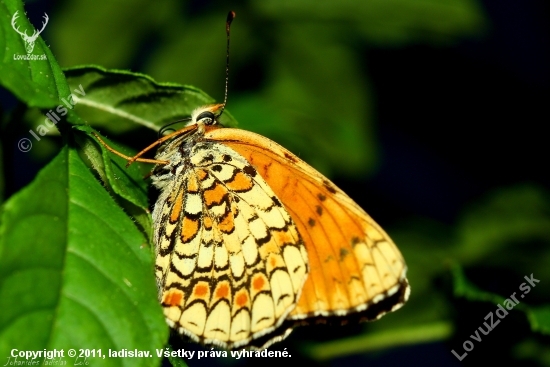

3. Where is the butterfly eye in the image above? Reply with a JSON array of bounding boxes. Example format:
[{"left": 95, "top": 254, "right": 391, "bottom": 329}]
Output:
[{"left": 196, "top": 111, "right": 216, "bottom": 125}]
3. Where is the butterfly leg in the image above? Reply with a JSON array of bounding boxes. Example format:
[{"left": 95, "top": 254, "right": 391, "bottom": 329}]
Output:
[{"left": 91, "top": 132, "right": 169, "bottom": 165}]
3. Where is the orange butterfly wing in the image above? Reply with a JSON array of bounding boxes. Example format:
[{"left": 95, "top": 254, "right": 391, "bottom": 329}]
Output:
[{"left": 203, "top": 126, "right": 409, "bottom": 321}]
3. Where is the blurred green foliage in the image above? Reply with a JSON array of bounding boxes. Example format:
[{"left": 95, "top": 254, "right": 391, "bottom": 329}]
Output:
[
  {"left": 1, "top": 0, "right": 549, "bottom": 366},
  {"left": 48, "top": 0, "right": 486, "bottom": 178}
]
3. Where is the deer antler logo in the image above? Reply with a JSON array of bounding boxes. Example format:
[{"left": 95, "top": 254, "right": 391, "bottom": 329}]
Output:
[{"left": 11, "top": 11, "right": 49, "bottom": 54}]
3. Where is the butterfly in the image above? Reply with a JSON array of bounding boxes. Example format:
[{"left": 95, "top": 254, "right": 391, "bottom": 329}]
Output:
[{"left": 92, "top": 11, "right": 409, "bottom": 350}]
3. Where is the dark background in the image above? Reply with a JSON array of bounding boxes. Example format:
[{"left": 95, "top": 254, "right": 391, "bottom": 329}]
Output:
[{"left": 1, "top": 0, "right": 549, "bottom": 366}]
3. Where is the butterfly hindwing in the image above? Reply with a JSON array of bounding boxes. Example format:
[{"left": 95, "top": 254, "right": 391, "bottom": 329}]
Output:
[{"left": 153, "top": 139, "right": 308, "bottom": 349}]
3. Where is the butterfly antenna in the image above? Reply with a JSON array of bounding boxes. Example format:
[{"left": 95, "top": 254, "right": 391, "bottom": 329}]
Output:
[
  {"left": 217, "top": 11, "right": 235, "bottom": 119},
  {"left": 158, "top": 117, "right": 192, "bottom": 138}
]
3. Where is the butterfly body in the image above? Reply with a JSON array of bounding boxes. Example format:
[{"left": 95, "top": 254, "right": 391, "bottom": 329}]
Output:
[{"left": 148, "top": 105, "right": 409, "bottom": 349}]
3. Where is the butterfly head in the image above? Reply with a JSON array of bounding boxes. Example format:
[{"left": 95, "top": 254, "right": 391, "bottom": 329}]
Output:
[{"left": 190, "top": 104, "right": 224, "bottom": 127}]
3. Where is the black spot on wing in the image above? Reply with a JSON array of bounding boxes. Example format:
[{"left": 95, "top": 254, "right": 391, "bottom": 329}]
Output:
[
  {"left": 339, "top": 248, "right": 349, "bottom": 261},
  {"left": 284, "top": 152, "right": 297, "bottom": 163},
  {"left": 323, "top": 179, "right": 337, "bottom": 194},
  {"left": 243, "top": 165, "right": 257, "bottom": 177},
  {"left": 256, "top": 231, "right": 272, "bottom": 246},
  {"left": 316, "top": 205, "right": 323, "bottom": 215}
]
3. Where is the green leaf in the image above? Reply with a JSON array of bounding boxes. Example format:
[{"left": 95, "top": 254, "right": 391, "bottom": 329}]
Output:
[
  {"left": 74, "top": 125, "right": 153, "bottom": 242},
  {"left": 64, "top": 65, "right": 237, "bottom": 135},
  {"left": 303, "top": 321, "right": 453, "bottom": 361},
  {"left": 0, "top": 1, "right": 70, "bottom": 110},
  {"left": 0, "top": 137, "right": 4, "bottom": 202},
  {"left": 526, "top": 306, "right": 550, "bottom": 335},
  {"left": 0, "top": 146, "right": 167, "bottom": 366},
  {"left": 74, "top": 125, "right": 149, "bottom": 210},
  {"left": 457, "top": 184, "right": 550, "bottom": 264},
  {"left": 451, "top": 263, "right": 550, "bottom": 336},
  {"left": 165, "top": 346, "right": 189, "bottom": 367}
]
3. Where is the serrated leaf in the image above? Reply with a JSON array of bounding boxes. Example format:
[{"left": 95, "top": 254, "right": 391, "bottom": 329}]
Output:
[
  {"left": 0, "top": 146, "right": 167, "bottom": 366},
  {"left": 65, "top": 65, "right": 237, "bottom": 135},
  {"left": 73, "top": 126, "right": 153, "bottom": 243},
  {"left": 74, "top": 125, "right": 149, "bottom": 210}
]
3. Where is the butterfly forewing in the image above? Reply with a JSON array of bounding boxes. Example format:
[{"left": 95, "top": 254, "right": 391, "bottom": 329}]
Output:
[
  {"left": 152, "top": 136, "right": 308, "bottom": 349},
  {"left": 204, "top": 127, "right": 409, "bottom": 321}
]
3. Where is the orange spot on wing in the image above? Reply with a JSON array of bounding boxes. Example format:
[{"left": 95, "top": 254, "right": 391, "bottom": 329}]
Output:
[
  {"left": 218, "top": 211, "right": 235, "bottom": 233},
  {"left": 187, "top": 173, "right": 200, "bottom": 193},
  {"left": 231, "top": 201, "right": 239, "bottom": 216},
  {"left": 236, "top": 291, "right": 248, "bottom": 307},
  {"left": 204, "top": 215, "right": 213, "bottom": 230},
  {"left": 170, "top": 189, "right": 184, "bottom": 223},
  {"left": 225, "top": 171, "right": 253, "bottom": 192},
  {"left": 163, "top": 289, "right": 183, "bottom": 307},
  {"left": 181, "top": 216, "right": 200, "bottom": 243},
  {"left": 253, "top": 276, "right": 265, "bottom": 291},
  {"left": 204, "top": 182, "right": 228, "bottom": 207},
  {"left": 216, "top": 284, "right": 229, "bottom": 299},
  {"left": 194, "top": 284, "right": 208, "bottom": 297},
  {"left": 196, "top": 169, "right": 209, "bottom": 181}
]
